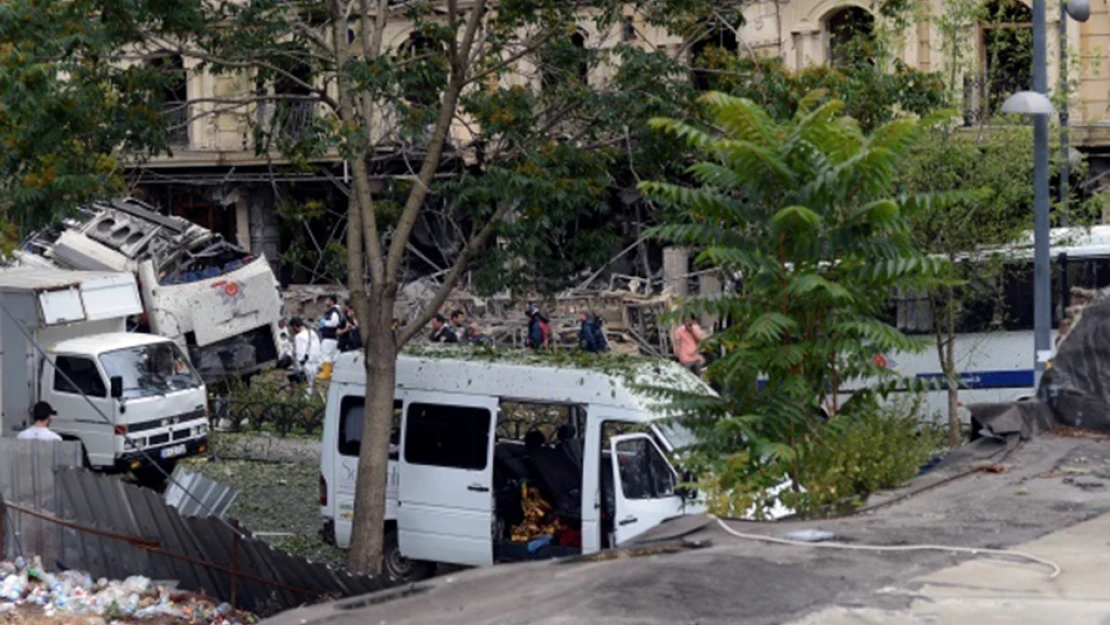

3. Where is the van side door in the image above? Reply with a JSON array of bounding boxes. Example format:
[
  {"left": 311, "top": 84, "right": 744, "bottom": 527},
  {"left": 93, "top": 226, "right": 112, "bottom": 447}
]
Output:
[
  {"left": 398, "top": 392, "right": 497, "bottom": 567},
  {"left": 608, "top": 433, "right": 685, "bottom": 545}
]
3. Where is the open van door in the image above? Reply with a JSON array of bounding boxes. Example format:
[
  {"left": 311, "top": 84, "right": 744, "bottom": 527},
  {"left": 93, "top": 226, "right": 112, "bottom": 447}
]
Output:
[
  {"left": 398, "top": 393, "right": 497, "bottom": 567},
  {"left": 609, "top": 433, "right": 686, "bottom": 545}
]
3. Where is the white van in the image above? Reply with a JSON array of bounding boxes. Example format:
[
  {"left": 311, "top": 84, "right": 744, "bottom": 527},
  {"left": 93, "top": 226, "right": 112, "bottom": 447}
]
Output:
[{"left": 319, "top": 349, "right": 707, "bottom": 581}]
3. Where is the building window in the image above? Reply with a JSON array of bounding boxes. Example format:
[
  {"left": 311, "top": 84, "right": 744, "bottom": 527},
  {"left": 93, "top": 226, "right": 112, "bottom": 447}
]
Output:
[
  {"left": 149, "top": 53, "right": 189, "bottom": 147},
  {"left": 966, "top": 0, "right": 1033, "bottom": 124},
  {"left": 823, "top": 6, "right": 875, "bottom": 67},
  {"left": 540, "top": 30, "right": 589, "bottom": 91},
  {"left": 400, "top": 30, "right": 447, "bottom": 108},
  {"left": 689, "top": 20, "right": 740, "bottom": 92}
]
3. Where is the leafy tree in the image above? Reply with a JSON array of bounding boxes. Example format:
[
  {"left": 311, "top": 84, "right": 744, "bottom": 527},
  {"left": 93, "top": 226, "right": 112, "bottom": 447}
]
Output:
[
  {"left": 0, "top": 0, "right": 184, "bottom": 251},
  {"left": 698, "top": 46, "right": 947, "bottom": 133},
  {"left": 145, "top": 0, "right": 744, "bottom": 573},
  {"left": 641, "top": 92, "right": 948, "bottom": 512},
  {"left": 897, "top": 125, "right": 1032, "bottom": 446}
]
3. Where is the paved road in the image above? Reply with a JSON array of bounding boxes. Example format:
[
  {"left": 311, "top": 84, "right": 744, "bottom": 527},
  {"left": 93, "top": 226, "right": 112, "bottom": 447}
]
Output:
[
  {"left": 261, "top": 433, "right": 1110, "bottom": 625},
  {"left": 789, "top": 512, "right": 1110, "bottom": 624}
]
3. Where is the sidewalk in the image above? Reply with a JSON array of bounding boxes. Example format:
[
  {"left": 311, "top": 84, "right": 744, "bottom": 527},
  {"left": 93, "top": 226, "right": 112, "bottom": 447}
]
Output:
[{"left": 788, "top": 511, "right": 1110, "bottom": 625}]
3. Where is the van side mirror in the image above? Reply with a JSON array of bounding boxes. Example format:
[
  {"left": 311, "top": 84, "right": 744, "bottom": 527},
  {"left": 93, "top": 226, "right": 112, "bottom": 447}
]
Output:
[
  {"left": 676, "top": 470, "right": 698, "bottom": 502},
  {"left": 110, "top": 376, "right": 123, "bottom": 399}
]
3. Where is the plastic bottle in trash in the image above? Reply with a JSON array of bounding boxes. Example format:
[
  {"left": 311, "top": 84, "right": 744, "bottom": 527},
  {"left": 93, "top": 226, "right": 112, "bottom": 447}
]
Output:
[{"left": 0, "top": 572, "right": 27, "bottom": 601}]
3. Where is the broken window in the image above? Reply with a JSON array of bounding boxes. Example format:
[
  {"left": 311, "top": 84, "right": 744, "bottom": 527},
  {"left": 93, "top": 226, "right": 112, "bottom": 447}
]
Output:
[
  {"left": 539, "top": 30, "right": 589, "bottom": 91},
  {"left": 968, "top": 0, "right": 1032, "bottom": 124},
  {"left": 148, "top": 53, "right": 189, "bottom": 146},
  {"left": 689, "top": 19, "right": 740, "bottom": 92},
  {"left": 614, "top": 436, "right": 677, "bottom": 500},
  {"left": 824, "top": 6, "right": 875, "bottom": 67},
  {"left": 260, "top": 62, "right": 317, "bottom": 144},
  {"left": 400, "top": 30, "right": 448, "bottom": 108}
]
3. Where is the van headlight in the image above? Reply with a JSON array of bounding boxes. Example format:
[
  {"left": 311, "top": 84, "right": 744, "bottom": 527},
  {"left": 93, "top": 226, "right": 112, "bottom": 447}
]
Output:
[{"left": 193, "top": 424, "right": 207, "bottom": 437}]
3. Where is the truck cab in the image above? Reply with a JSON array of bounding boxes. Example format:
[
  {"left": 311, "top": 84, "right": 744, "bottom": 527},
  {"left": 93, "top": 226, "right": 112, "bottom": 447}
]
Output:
[
  {"left": 41, "top": 333, "right": 209, "bottom": 474},
  {"left": 0, "top": 268, "right": 209, "bottom": 481}
]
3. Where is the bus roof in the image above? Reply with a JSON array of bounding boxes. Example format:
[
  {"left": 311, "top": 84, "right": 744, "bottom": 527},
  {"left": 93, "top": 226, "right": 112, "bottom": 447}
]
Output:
[
  {"left": 330, "top": 346, "right": 714, "bottom": 415},
  {"left": 971, "top": 225, "right": 1110, "bottom": 261}
]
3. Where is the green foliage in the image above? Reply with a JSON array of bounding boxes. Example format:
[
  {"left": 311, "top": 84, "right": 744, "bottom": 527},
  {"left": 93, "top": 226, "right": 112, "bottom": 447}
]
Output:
[
  {"left": 696, "top": 45, "right": 947, "bottom": 133},
  {"left": 787, "top": 398, "right": 944, "bottom": 514},
  {"left": 642, "top": 92, "right": 949, "bottom": 511},
  {"left": 0, "top": 0, "right": 181, "bottom": 249}
]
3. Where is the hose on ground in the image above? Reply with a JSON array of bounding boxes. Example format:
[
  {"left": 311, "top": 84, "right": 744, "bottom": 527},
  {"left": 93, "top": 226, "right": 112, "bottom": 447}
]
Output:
[{"left": 711, "top": 515, "right": 1062, "bottom": 579}]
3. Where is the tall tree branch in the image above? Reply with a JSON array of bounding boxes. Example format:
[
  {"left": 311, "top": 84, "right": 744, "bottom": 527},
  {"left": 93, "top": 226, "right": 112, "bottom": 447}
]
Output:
[
  {"left": 396, "top": 199, "right": 513, "bottom": 345},
  {"left": 383, "top": 0, "right": 486, "bottom": 282}
]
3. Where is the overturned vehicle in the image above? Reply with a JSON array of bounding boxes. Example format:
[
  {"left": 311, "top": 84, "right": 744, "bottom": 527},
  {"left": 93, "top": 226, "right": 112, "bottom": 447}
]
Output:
[{"left": 17, "top": 197, "right": 286, "bottom": 383}]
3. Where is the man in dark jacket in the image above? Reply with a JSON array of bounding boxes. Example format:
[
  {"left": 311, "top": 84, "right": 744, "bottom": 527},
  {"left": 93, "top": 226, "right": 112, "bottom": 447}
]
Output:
[
  {"left": 429, "top": 313, "right": 459, "bottom": 343},
  {"left": 525, "top": 304, "right": 550, "bottom": 349},
  {"left": 577, "top": 310, "right": 608, "bottom": 353}
]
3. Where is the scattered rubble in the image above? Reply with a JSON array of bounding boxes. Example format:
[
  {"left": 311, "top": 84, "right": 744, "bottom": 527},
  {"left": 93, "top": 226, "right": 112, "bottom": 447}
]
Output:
[{"left": 0, "top": 557, "right": 253, "bottom": 625}]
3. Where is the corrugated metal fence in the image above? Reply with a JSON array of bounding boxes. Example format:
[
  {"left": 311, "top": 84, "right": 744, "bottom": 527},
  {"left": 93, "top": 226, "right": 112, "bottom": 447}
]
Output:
[
  {"left": 0, "top": 442, "right": 388, "bottom": 616},
  {"left": 0, "top": 439, "right": 82, "bottom": 565},
  {"left": 49, "top": 468, "right": 388, "bottom": 614}
]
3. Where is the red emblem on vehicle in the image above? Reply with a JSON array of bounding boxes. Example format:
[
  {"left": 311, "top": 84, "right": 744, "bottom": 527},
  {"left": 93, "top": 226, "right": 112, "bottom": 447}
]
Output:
[{"left": 212, "top": 280, "right": 245, "bottom": 305}]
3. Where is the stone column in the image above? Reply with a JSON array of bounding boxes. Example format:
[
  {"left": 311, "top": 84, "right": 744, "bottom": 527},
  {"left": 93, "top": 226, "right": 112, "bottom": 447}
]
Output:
[
  {"left": 662, "top": 247, "right": 689, "bottom": 297},
  {"left": 248, "top": 185, "right": 280, "bottom": 264},
  {"left": 235, "top": 193, "right": 251, "bottom": 250},
  {"left": 698, "top": 272, "right": 722, "bottom": 329}
]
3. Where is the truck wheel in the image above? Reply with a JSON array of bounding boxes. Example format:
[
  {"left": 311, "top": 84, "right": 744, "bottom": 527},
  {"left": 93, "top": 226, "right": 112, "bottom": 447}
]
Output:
[
  {"left": 383, "top": 529, "right": 434, "bottom": 583},
  {"left": 133, "top": 460, "right": 174, "bottom": 490}
]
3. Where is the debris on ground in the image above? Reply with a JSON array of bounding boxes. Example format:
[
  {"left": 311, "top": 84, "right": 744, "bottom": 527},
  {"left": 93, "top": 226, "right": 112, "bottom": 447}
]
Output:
[{"left": 0, "top": 556, "right": 254, "bottom": 624}]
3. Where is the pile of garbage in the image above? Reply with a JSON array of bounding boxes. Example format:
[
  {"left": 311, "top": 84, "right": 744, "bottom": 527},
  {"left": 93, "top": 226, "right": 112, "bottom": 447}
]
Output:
[{"left": 0, "top": 556, "right": 254, "bottom": 624}]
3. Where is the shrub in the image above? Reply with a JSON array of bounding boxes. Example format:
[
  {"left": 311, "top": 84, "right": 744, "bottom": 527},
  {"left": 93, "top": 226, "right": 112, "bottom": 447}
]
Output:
[{"left": 788, "top": 398, "right": 944, "bottom": 515}]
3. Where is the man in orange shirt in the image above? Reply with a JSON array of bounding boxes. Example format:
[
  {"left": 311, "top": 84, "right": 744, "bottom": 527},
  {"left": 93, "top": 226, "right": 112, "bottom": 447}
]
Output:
[{"left": 673, "top": 316, "right": 706, "bottom": 375}]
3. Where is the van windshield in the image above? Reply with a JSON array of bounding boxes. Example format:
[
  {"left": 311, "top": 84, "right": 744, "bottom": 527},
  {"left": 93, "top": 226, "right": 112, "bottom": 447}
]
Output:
[
  {"left": 653, "top": 419, "right": 697, "bottom": 452},
  {"left": 99, "top": 343, "right": 202, "bottom": 398}
]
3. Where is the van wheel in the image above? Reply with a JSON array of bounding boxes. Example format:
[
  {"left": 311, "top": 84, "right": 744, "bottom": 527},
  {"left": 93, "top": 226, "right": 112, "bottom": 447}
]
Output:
[{"left": 383, "top": 529, "right": 434, "bottom": 583}]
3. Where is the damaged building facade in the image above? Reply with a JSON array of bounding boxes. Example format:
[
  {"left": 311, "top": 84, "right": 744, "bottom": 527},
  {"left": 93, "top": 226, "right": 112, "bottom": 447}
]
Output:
[{"left": 127, "top": 0, "right": 1110, "bottom": 290}]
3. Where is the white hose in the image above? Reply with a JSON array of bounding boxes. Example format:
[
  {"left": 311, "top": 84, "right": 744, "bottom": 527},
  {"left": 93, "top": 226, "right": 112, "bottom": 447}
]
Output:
[{"left": 711, "top": 516, "right": 1063, "bottom": 579}]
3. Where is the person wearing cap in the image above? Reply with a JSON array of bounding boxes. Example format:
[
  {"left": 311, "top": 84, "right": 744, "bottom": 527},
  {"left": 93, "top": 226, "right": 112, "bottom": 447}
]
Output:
[{"left": 18, "top": 402, "right": 62, "bottom": 441}]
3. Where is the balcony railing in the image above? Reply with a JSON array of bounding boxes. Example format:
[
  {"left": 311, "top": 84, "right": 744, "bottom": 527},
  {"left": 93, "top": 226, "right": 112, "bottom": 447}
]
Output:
[
  {"left": 963, "top": 72, "right": 1030, "bottom": 126},
  {"left": 256, "top": 98, "right": 319, "bottom": 145},
  {"left": 161, "top": 101, "right": 190, "bottom": 147}
]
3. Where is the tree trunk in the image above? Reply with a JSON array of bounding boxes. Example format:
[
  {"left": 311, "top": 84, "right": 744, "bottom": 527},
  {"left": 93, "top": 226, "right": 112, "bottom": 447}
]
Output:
[
  {"left": 346, "top": 286, "right": 398, "bottom": 575},
  {"left": 943, "top": 287, "right": 960, "bottom": 448}
]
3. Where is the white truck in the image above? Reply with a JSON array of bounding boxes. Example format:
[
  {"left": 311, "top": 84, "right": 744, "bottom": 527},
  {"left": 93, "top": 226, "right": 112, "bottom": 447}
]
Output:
[
  {"left": 319, "top": 349, "right": 707, "bottom": 582},
  {"left": 18, "top": 197, "right": 286, "bottom": 384},
  {"left": 0, "top": 269, "right": 209, "bottom": 480}
]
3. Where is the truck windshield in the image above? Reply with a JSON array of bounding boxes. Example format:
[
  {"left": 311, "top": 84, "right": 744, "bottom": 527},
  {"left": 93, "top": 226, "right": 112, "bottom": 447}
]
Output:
[{"left": 99, "top": 343, "right": 202, "bottom": 398}]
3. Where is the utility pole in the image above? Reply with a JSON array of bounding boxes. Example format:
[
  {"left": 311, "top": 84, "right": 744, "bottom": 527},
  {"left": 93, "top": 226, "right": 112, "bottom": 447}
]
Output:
[
  {"left": 1059, "top": 1, "right": 1071, "bottom": 225},
  {"left": 1033, "top": 0, "right": 1051, "bottom": 386},
  {"left": 1003, "top": 0, "right": 1089, "bottom": 387}
]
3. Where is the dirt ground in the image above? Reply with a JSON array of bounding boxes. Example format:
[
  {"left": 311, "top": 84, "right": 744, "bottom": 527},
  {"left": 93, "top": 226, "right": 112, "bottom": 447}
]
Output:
[
  {"left": 1, "top": 605, "right": 184, "bottom": 625},
  {"left": 259, "top": 433, "right": 1110, "bottom": 625},
  {"left": 179, "top": 456, "right": 343, "bottom": 566}
]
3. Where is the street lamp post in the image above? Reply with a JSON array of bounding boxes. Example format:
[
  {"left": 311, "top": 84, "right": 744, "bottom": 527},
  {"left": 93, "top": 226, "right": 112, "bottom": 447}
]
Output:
[{"left": 1001, "top": 0, "right": 1088, "bottom": 388}]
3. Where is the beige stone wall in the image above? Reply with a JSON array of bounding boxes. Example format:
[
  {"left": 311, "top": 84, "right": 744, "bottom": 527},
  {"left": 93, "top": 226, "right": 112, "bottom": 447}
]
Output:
[{"left": 145, "top": 0, "right": 1110, "bottom": 165}]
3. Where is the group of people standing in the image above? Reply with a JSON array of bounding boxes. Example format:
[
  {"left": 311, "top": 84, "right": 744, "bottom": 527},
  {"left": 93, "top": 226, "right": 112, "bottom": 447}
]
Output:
[
  {"left": 290, "top": 295, "right": 361, "bottom": 388},
  {"left": 428, "top": 303, "right": 610, "bottom": 354},
  {"left": 428, "top": 309, "right": 491, "bottom": 345},
  {"left": 291, "top": 294, "right": 705, "bottom": 382}
]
